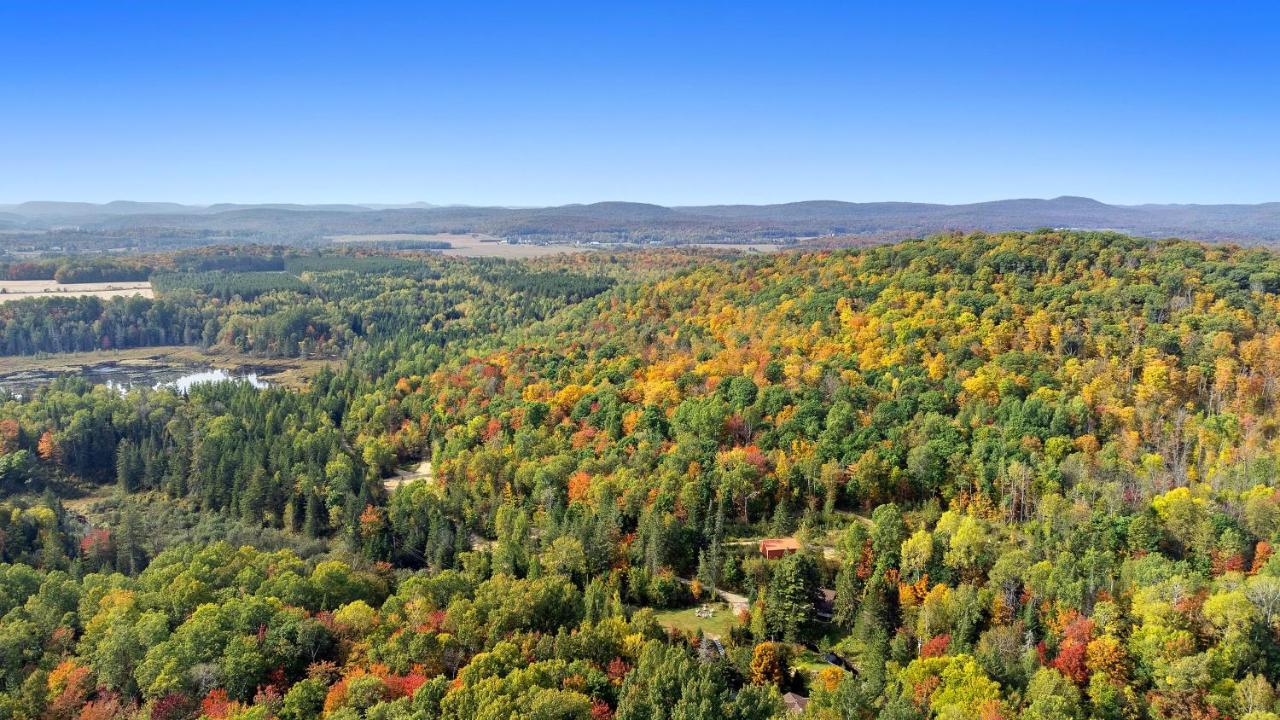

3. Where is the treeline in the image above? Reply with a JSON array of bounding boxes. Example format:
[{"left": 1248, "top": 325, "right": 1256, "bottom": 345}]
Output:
[
  {"left": 0, "top": 296, "right": 211, "bottom": 354},
  {"left": 0, "top": 228, "right": 289, "bottom": 254},
  {"left": 488, "top": 269, "right": 616, "bottom": 302},
  {"left": 0, "top": 247, "right": 288, "bottom": 283},
  {"left": 284, "top": 256, "right": 438, "bottom": 275},
  {"left": 152, "top": 271, "right": 309, "bottom": 301},
  {"left": 0, "top": 258, "right": 151, "bottom": 284},
  {"left": 177, "top": 254, "right": 285, "bottom": 273}
]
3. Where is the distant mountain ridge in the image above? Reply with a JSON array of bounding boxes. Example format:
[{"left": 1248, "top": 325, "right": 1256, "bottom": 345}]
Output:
[{"left": 3, "top": 196, "right": 1280, "bottom": 244}]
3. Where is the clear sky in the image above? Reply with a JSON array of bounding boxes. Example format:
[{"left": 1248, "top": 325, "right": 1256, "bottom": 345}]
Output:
[{"left": 2, "top": 1, "right": 1277, "bottom": 206}]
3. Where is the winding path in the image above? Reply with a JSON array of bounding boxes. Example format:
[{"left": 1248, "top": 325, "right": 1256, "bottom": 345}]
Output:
[
  {"left": 383, "top": 460, "right": 433, "bottom": 492},
  {"left": 677, "top": 577, "right": 751, "bottom": 613}
]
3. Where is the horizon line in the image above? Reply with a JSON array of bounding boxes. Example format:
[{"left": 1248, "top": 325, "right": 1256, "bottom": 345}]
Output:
[{"left": 4, "top": 195, "right": 1280, "bottom": 211}]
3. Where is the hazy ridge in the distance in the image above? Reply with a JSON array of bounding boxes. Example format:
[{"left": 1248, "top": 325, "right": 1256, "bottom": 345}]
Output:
[{"left": 3, "top": 195, "right": 1280, "bottom": 244}]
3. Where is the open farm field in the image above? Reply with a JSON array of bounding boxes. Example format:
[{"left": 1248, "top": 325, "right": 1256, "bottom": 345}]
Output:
[
  {"left": 329, "top": 232, "right": 593, "bottom": 258},
  {"left": 0, "top": 279, "right": 153, "bottom": 303},
  {"left": 688, "top": 242, "right": 789, "bottom": 253}
]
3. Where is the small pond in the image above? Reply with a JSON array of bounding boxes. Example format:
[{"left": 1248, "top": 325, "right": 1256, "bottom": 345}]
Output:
[{"left": 0, "top": 363, "right": 270, "bottom": 399}]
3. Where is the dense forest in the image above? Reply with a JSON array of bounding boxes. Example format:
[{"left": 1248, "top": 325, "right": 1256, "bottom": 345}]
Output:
[
  {"left": 0, "top": 250, "right": 616, "bottom": 357},
  {"left": 0, "top": 247, "right": 288, "bottom": 283},
  {"left": 3, "top": 231, "right": 1280, "bottom": 720}
]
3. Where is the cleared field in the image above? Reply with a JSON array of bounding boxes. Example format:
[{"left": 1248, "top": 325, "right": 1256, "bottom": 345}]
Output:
[
  {"left": 0, "top": 279, "right": 153, "bottom": 303},
  {"left": 328, "top": 233, "right": 592, "bottom": 258},
  {"left": 653, "top": 603, "right": 740, "bottom": 639},
  {"left": 689, "top": 242, "right": 787, "bottom": 253}
]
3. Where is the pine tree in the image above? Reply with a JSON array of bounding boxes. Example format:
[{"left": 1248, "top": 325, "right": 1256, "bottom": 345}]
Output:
[
  {"left": 764, "top": 552, "right": 819, "bottom": 641},
  {"left": 833, "top": 562, "right": 861, "bottom": 629},
  {"left": 115, "top": 438, "right": 139, "bottom": 493},
  {"left": 115, "top": 508, "right": 145, "bottom": 575}
]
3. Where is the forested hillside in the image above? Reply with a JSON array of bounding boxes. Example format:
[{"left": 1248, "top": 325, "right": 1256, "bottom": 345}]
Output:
[
  {"left": 3, "top": 231, "right": 1280, "bottom": 720},
  {"left": 0, "top": 250, "right": 617, "bottom": 357}
]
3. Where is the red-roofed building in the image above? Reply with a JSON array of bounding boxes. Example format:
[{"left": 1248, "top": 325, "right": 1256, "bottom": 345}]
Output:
[{"left": 759, "top": 538, "right": 801, "bottom": 559}]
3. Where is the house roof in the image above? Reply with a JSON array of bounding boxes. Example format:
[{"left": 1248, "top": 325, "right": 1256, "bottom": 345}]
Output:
[
  {"left": 816, "top": 588, "right": 837, "bottom": 619},
  {"left": 759, "top": 538, "right": 801, "bottom": 552},
  {"left": 782, "top": 692, "right": 809, "bottom": 712}
]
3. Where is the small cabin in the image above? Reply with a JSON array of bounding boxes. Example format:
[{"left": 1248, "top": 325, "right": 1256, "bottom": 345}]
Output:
[
  {"left": 759, "top": 538, "right": 801, "bottom": 559},
  {"left": 815, "top": 588, "right": 837, "bottom": 622},
  {"left": 782, "top": 692, "right": 809, "bottom": 714}
]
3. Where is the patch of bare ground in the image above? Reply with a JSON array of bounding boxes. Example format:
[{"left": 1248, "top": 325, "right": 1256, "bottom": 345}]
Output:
[
  {"left": 0, "top": 279, "right": 153, "bottom": 303},
  {"left": 383, "top": 460, "right": 433, "bottom": 493}
]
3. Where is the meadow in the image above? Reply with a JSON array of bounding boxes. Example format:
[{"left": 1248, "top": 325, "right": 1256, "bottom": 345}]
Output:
[
  {"left": 328, "top": 232, "right": 594, "bottom": 258},
  {"left": 0, "top": 278, "right": 153, "bottom": 303}
]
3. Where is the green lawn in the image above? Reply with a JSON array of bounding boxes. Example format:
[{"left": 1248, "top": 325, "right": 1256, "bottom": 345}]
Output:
[
  {"left": 653, "top": 602, "right": 740, "bottom": 639},
  {"left": 792, "top": 648, "right": 834, "bottom": 676}
]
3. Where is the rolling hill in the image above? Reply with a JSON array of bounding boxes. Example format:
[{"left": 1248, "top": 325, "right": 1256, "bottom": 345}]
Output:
[{"left": 4, "top": 196, "right": 1280, "bottom": 245}]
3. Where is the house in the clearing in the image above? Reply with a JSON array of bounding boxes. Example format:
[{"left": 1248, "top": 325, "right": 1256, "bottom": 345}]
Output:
[
  {"left": 815, "top": 588, "right": 837, "bottom": 622},
  {"left": 782, "top": 692, "right": 809, "bottom": 714},
  {"left": 759, "top": 538, "right": 801, "bottom": 559}
]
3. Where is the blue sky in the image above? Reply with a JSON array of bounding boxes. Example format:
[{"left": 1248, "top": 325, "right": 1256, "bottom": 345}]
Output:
[{"left": 2, "top": 1, "right": 1277, "bottom": 206}]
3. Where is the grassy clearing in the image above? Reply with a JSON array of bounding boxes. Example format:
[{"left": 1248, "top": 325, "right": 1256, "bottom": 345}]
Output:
[
  {"left": 792, "top": 648, "right": 836, "bottom": 676},
  {"left": 56, "top": 483, "right": 121, "bottom": 516},
  {"left": 653, "top": 602, "right": 741, "bottom": 639}
]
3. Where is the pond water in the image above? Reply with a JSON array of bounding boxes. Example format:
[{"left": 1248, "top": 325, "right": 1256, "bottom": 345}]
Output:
[
  {"left": 155, "top": 368, "right": 269, "bottom": 393},
  {"left": 0, "top": 363, "right": 270, "bottom": 398}
]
